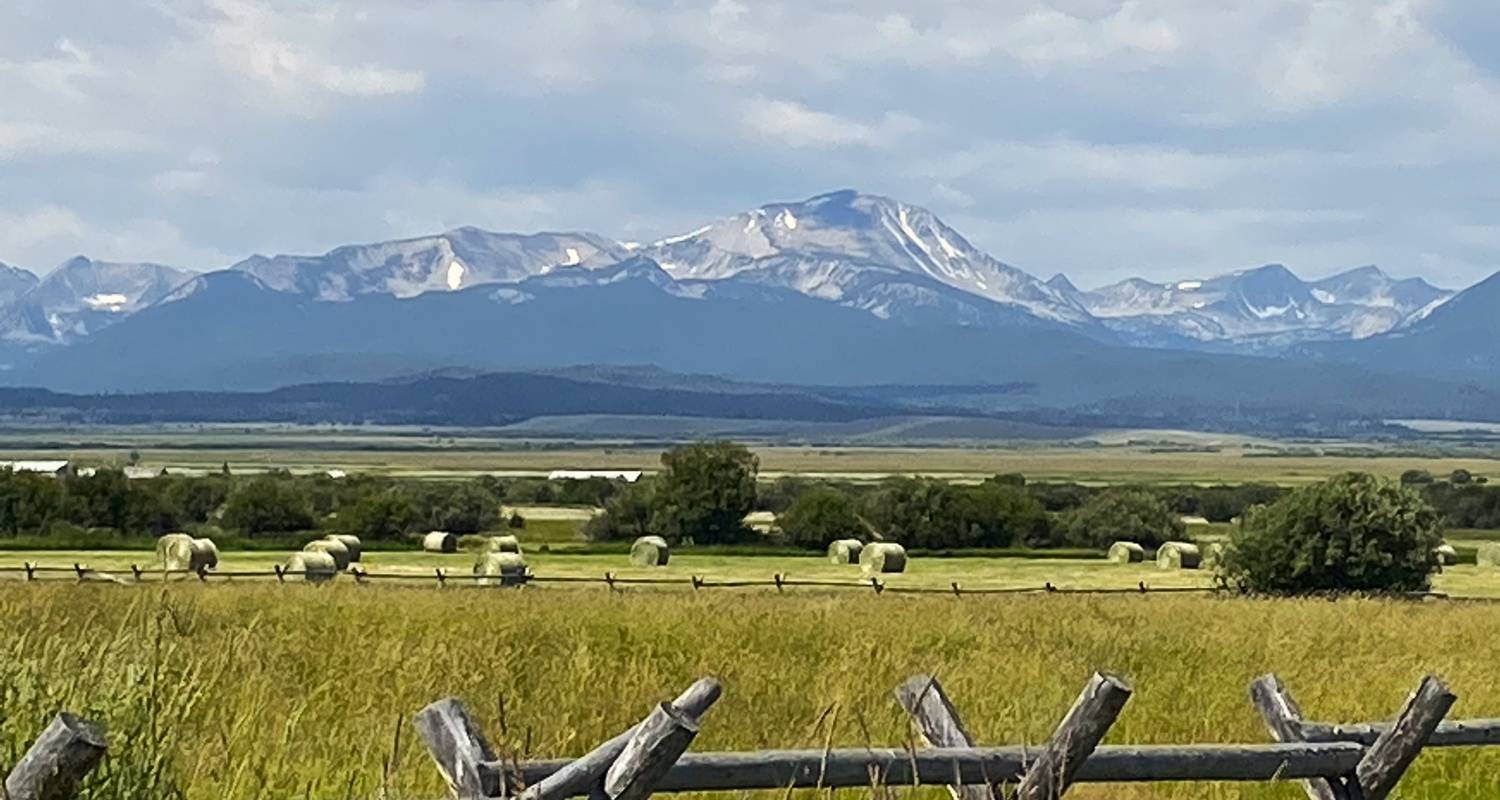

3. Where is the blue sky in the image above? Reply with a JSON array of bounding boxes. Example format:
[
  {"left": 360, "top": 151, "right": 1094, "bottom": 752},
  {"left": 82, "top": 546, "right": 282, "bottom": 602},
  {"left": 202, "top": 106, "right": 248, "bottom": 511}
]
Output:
[{"left": 2, "top": 0, "right": 1499, "bottom": 289}]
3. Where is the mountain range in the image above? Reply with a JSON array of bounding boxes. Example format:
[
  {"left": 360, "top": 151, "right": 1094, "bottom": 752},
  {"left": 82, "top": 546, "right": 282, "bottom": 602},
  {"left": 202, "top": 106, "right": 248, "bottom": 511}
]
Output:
[{"left": 0, "top": 190, "right": 1494, "bottom": 427}]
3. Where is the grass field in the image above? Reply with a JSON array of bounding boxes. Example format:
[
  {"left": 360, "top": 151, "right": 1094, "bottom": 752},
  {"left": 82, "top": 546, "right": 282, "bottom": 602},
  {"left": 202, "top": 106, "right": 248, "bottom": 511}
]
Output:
[{"left": 4, "top": 585, "right": 1500, "bottom": 799}]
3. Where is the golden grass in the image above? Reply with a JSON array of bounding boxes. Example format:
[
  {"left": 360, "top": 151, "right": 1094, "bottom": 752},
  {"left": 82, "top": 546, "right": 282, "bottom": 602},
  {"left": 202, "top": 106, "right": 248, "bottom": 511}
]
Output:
[{"left": 3, "top": 585, "right": 1500, "bottom": 799}]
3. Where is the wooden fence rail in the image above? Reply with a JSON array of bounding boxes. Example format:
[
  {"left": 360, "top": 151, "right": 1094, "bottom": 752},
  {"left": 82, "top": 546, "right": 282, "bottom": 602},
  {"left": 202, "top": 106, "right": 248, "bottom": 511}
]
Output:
[{"left": 418, "top": 672, "right": 1476, "bottom": 800}]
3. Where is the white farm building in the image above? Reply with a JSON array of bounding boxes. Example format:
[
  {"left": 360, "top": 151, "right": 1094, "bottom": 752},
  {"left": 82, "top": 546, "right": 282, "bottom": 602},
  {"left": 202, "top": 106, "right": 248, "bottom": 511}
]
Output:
[{"left": 548, "top": 469, "right": 644, "bottom": 483}]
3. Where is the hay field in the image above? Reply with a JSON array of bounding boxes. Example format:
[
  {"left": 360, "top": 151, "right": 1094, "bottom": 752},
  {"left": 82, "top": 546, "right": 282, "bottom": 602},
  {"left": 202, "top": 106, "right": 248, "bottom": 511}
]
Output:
[{"left": 3, "top": 585, "right": 1500, "bottom": 799}]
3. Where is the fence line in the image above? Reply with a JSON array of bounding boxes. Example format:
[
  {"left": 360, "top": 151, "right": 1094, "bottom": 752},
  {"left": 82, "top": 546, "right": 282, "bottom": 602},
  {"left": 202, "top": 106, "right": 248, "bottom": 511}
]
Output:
[{"left": 417, "top": 672, "right": 1488, "bottom": 800}]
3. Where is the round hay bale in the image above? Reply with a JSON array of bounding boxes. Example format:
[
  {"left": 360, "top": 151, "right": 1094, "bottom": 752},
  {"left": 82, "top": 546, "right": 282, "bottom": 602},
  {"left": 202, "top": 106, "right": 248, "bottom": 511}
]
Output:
[
  {"left": 156, "top": 533, "right": 196, "bottom": 571},
  {"left": 1156, "top": 541, "right": 1202, "bottom": 570},
  {"left": 285, "top": 551, "right": 338, "bottom": 583},
  {"left": 487, "top": 535, "right": 523, "bottom": 555},
  {"left": 1477, "top": 542, "right": 1500, "bottom": 568},
  {"left": 189, "top": 538, "right": 219, "bottom": 571},
  {"left": 630, "top": 536, "right": 670, "bottom": 567},
  {"left": 1106, "top": 541, "right": 1145, "bottom": 564},
  {"left": 1434, "top": 543, "right": 1459, "bottom": 566},
  {"left": 328, "top": 534, "right": 362, "bottom": 562},
  {"left": 1201, "top": 541, "right": 1226, "bottom": 568},
  {"left": 474, "top": 552, "right": 529, "bottom": 587},
  {"left": 304, "top": 538, "right": 351, "bottom": 570},
  {"left": 827, "top": 539, "right": 864, "bottom": 565},
  {"left": 422, "top": 531, "right": 458, "bottom": 553},
  {"left": 860, "top": 542, "right": 908, "bottom": 574}
]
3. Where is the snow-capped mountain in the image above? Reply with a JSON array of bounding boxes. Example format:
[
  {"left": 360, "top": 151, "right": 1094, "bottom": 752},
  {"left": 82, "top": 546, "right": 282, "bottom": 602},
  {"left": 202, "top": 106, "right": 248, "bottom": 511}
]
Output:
[
  {"left": 0, "top": 263, "right": 39, "bottom": 307},
  {"left": 643, "top": 190, "right": 1094, "bottom": 326},
  {"left": 1059, "top": 264, "right": 1451, "bottom": 349},
  {"left": 0, "top": 257, "right": 193, "bottom": 344},
  {"left": 231, "top": 228, "right": 629, "bottom": 300}
]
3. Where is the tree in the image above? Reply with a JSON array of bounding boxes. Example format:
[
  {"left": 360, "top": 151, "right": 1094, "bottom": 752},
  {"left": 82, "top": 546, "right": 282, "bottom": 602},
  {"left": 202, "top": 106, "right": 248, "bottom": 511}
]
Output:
[
  {"left": 1221, "top": 472, "right": 1442, "bottom": 594},
  {"left": 429, "top": 484, "right": 500, "bottom": 534},
  {"left": 162, "top": 477, "right": 230, "bottom": 524},
  {"left": 1451, "top": 468, "right": 1474, "bottom": 485},
  {"left": 650, "top": 441, "right": 758, "bottom": 544},
  {"left": 859, "top": 478, "right": 1051, "bottom": 550},
  {"left": 0, "top": 468, "right": 64, "bottom": 536},
  {"left": 1400, "top": 469, "right": 1434, "bottom": 486},
  {"left": 778, "top": 486, "right": 865, "bottom": 549},
  {"left": 1059, "top": 489, "right": 1185, "bottom": 549},
  {"left": 335, "top": 490, "right": 418, "bottom": 540},
  {"left": 221, "top": 478, "right": 314, "bottom": 535},
  {"left": 584, "top": 480, "right": 655, "bottom": 541}
]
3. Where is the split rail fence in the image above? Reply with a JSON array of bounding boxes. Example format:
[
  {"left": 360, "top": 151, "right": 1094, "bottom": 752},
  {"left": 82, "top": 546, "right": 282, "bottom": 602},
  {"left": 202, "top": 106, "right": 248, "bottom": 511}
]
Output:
[
  {"left": 418, "top": 672, "right": 1500, "bottom": 800},
  {"left": 3, "top": 712, "right": 107, "bottom": 800}
]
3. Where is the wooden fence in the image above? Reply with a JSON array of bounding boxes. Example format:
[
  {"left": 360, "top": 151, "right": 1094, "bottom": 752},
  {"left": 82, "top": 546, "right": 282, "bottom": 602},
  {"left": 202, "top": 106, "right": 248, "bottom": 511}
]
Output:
[
  {"left": 3, "top": 712, "right": 107, "bottom": 800},
  {"left": 417, "top": 672, "right": 1500, "bottom": 800}
]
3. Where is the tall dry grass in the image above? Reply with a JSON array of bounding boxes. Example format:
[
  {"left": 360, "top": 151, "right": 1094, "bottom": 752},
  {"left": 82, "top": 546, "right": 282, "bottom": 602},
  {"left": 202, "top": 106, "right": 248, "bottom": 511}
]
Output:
[{"left": 2, "top": 585, "right": 1499, "bottom": 799}]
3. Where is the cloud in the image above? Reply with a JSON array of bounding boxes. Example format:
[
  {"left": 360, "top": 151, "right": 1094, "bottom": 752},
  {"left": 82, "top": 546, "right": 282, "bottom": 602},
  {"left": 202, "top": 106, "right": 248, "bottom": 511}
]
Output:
[{"left": 741, "top": 98, "right": 922, "bottom": 149}]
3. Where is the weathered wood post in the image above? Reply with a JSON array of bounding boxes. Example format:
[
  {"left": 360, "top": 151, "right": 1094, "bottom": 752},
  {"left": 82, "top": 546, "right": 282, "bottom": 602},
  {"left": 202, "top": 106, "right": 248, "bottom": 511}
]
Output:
[
  {"left": 130, "top": 563, "right": 143, "bottom": 582},
  {"left": 73, "top": 563, "right": 86, "bottom": 581},
  {"left": 519, "top": 678, "right": 722, "bottom": 800},
  {"left": 895, "top": 674, "right": 995, "bottom": 800},
  {"left": 414, "top": 698, "right": 502, "bottom": 799},
  {"left": 273, "top": 564, "right": 285, "bottom": 583},
  {"left": 1015, "top": 672, "right": 1132, "bottom": 800},
  {"left": 773, "top": 573, "right": 785, "bottom": 593},
  {"left": 24, "top": 561, "right": 35, "bottom": 581},
  {"left": 436, "top": 568, "right": 447, "bottom": 588},
  {"left": 3, "top": 712, "right": 108, "bottom": 800},
  {"left": 601, "top": 703, "right": 700, "bottom": 800},
  {"left": 1249, "top": 674, "right": 1345, "bottom": 800},
  {"left": 1353, "top": 675, "right": 1455, "bottom": 800}
]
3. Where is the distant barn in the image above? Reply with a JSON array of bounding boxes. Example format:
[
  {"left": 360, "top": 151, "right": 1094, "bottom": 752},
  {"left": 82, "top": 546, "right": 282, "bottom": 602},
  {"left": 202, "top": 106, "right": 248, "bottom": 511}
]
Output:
[
  {"left": 1, "top": 460, "right": 73, "bottom": 477},
  {"left": 548, "top": 470, "right": 644, "bottom": 483}
]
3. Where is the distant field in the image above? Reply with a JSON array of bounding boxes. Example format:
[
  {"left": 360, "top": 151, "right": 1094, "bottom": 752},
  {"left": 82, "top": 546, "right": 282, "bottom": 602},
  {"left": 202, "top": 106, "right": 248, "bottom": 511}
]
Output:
[{"left": 3, "top": 437, "right": 1498, "bottom": 484}]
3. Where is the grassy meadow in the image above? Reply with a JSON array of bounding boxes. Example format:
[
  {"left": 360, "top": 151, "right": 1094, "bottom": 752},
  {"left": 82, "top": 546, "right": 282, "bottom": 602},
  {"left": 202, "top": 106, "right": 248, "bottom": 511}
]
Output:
[{"left": 4, "top": 585, "right": 1500, "bottom": 799}]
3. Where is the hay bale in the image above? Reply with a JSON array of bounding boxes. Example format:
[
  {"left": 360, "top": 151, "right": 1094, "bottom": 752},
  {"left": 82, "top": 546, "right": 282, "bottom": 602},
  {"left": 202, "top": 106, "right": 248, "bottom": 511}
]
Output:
[
  {"left": 827, "top": 539, "right": 864, "bottom": 565},
  {"left": 328, "top": 534, "right": 362, "bottom": 562},
  {"left": 156, "top": 534, "right": 218, "bottom": 572},
  {"left": 1106, "top": 541, "right": 1145, "bottom": 564},
  {"left": 1477, "top": 542, "right": 1500, "bottom": 568},
  {"left": 630, "top": 536, "right": 670, "bottom": 566},
  {"left": 487, "top": 535, "right": 523, "bottom": 555},
  {"left": 1201, "top": 541, "right": 1226, "bottom": 568},
  {"left": 860, "top": 542, "right": 908, "bottom": 574},
  {"left": 422, "top": 531, "right": 458, "bottom": 553},
  {"left": 304, "top": 538, "right": 351, "bottom": 570},
  {"left": 474, "top": 552, "right": 529, "bottom": 587},
  {"left": 156, "top": 533, "right": 195, "bottom": 571},
  {"left": 190, "top": 538, "right": 219, "bottom": 570},
  {"left": 1434, "top": 543, "right": 1459, "bottom": 566},
  {"left": 285, "top": 551, "right": 338, "bottom": 583},
  {"left": 1156, "top": 541, "right": 1202, "bottom": 570}
]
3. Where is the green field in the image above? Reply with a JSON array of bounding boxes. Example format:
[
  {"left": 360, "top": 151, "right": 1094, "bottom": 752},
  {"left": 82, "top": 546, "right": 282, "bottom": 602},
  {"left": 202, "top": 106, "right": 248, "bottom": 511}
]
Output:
[{"left": 4, "top": 584, "right": 1500, "bottom": 799}]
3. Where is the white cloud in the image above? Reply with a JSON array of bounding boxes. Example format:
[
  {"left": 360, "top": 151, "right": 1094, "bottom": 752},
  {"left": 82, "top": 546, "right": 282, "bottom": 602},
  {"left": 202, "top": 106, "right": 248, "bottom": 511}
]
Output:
[{"left": 741, "top": 98, "right": 921, "bottom": 149}]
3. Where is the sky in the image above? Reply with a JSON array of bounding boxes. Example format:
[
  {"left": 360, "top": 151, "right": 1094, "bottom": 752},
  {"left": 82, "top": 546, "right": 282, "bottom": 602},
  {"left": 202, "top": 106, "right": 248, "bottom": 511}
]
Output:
[{"left": 2, "top": 0, "right": 1500, "bottom": 290}]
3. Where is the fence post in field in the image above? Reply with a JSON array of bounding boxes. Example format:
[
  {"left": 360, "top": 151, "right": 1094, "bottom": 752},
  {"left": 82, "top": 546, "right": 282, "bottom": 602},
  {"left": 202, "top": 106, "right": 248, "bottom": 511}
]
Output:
[
  {"left": 274, "top": 564, "right": 285, "bottom": 583},
  {"left": 414, "top": 698, "right": 502, "bottom": 799},
  {"left": 3, "top": 712, "right": 108, "bottom": 800},
  {"left": 435, "top": 568, "right": 447, "bottom": 588},
  {"left": 602, "top": 703, "right": 701, "bottom": 800},
  {"left": 519, "top": 678, "right": 722, "bottom": 800},
  {"left": 895, "top": 674, "right": 995, "bottom": 800},
  {"left": 1353, "top": 675, "right": 1455, "bottom": 800},
  {"left": 1249, "top": 674, "right": 1347, "bottom": 800},
  {"left": 130, "top": 563, "right": 143, "bottom": 582},
  {"left": 23, "top": 561, "right": 35, "bottom": 581},
  {"left": 73, "top": 563, "right": 86, "bottom": 581},
  {"left": 1014, "top": 672, "right": 1133, "bottom": 800}
]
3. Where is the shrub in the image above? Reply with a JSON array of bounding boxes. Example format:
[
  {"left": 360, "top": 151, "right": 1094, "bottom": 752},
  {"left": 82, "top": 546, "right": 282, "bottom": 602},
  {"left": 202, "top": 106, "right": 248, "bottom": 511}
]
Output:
[
  {"left": 777, "top": 486, "right": 865, "bottom": 549},
  {"left": 221, "top": 478, "right": 314, "bottom": 535},
  {"left": 1220, "top": 472, "right": 1442, "bottom": 594},
  {"left": 650, "top": 441, "right": 758, "bottom": 544},
  {"left": 859, "top": 478, "right": 1050, "bottom": 549},
  {"left": 584, "top": 480, "right": 655, "bottom": 542},
  {"left": 1059, "top": 489, "right": 1185, "bottom": 549}
]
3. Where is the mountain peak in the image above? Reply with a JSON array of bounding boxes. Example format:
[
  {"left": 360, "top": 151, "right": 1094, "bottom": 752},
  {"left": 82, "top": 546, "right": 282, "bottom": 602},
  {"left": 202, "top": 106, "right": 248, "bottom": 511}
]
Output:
[{"left": 1046, "top": 273, "right": 1080, "bottom": 295}]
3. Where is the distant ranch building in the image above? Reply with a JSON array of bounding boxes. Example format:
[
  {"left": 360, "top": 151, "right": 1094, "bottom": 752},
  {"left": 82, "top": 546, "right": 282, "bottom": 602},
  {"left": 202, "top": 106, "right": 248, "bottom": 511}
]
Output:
[
  {"left": 1, "top": 460, "right": 73, "bottom": 477},
  {"left": 548, "top": 469, "right": 644, "bottom": 483}
]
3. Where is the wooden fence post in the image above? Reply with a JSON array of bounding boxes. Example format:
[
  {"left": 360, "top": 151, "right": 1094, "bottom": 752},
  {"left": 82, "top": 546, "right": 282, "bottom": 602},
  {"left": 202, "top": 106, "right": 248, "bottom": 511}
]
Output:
[
  {"left": 520, "top": 678, "right": 722, "bottom": 800},
  {"left": 1353, "top": 675, "right": 1455, "bottom": 800},
  {"left": 73, "top": 563, "right": 86, "bottom": 581},
  {"left": 24, "top": 561, "right": 35, "bottom": 581},
  {"left": 1015, "top": 672, "right": 1132, "bottom": 800},
  {"left": 130, "top": 563, "right": 143, "bottom": 582},
  {"left": 895, "top": 675, "right": 995, "bottom": 800},
  {"left": 414, "top": 698, "right": 502, "bottom": 799},
  {"left": 1249, "top": 674, "right": 1346, "bottom": 800},
  {"left": 3, "top": 712, "right": 108, "bottom": 800},
  {"left": 602, "top": 703, "right": 700, "bottom": 800}
]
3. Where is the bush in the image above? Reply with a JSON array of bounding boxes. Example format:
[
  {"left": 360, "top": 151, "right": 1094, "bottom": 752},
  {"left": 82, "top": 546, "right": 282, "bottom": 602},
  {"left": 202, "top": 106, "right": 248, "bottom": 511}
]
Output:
[
  {"left": 1059, "top": 490, "right": 1184, "bottom": 549},
  {"left": 333, "top": 490, "right": 418, "bottom": 540},
  {"left": 584, "top": 480, "right": 655, "bottom": 542},
  {"left": 1220, "top": 472, "right": 1442, "bottom": 594},
  {"left": 859, "top": 478, "right": 1050, "bottom": 549},
  {"left": 777, "top": 487, "right": 864, "bottom": 549},
  {"left": 221, "top": 478, "right": 314, "bottom": 535}
]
